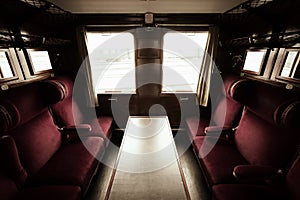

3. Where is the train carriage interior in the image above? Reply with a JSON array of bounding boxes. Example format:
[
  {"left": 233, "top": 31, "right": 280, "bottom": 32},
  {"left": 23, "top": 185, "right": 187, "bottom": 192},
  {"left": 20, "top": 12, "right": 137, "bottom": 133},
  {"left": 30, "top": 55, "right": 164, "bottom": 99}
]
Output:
[{"left": 0, "top": 0, "right": 300, "bottom": 199}]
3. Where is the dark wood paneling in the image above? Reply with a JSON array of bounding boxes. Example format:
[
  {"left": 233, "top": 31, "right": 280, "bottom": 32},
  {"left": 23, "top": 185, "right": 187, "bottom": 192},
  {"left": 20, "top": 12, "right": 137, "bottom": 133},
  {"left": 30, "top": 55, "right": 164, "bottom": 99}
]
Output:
[{"left": 97, "top": 93, "right": 206, "bottom": 128}]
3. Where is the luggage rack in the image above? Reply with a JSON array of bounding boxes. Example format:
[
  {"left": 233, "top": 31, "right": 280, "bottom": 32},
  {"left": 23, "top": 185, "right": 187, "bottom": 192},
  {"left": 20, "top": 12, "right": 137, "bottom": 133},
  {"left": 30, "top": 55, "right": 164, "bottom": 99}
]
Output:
[
  {"left": 221, "top": 31, "right": 300, "bottom": 48},
  {"left": 0, "top": 31, "right": 71, "bottom": 48},
  {"left": 19, "top": 0, "right": 70, "bottom": 14},
  {"left": 225, "top": 0, "right": 274, "bottom": 14}
]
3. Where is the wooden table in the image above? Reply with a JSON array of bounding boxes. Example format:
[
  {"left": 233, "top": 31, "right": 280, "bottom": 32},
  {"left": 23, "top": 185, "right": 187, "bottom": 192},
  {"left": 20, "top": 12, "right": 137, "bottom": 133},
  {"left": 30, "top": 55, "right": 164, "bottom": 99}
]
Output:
[{"left": 105, "top": 116, "right": 190, "bottom": 200}]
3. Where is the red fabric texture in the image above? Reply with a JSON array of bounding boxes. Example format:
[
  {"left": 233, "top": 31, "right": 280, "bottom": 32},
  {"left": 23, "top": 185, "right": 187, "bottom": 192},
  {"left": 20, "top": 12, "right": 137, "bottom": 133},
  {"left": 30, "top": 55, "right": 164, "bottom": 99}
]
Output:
[
  {"left": 233, "top": 81, "right": 299, "bottom": 125},
  {"left": 233, "top": 165, "right": 279, "bottom": 179},
  {"left": 89, "top": 116, "right": 113, "bottom": 139},
  {"left": 0, "top": 136, "right": 27, "bottom": 188},
  {"left": 212, "top": 184, "right": 282, "bottom": 200},
  {"left": 9, "top": 111, "right": 62, "bottom": 176},
  {"left": 235, "top": 108, "right": 298, "bottom": 168},
  {"left": 213, "top": 97, "right": 242, "bottom": 127},
  {"left": 15, "top": 186, "right": 81, "bottom": 200},
  {"left": 186, "top": 74, "right": 246, "bottom": 139},
  {"left": 194, "top": 136, "right": 248, "bottom": 185},
  {"left": 0, "top": 100, "right": 20, "bottom": 133},
  {"left": 211, "top": 154, "right": 300, "bottom": 200},
  {"left": 46, "top": 76, "right": 113, "bottom": 140},
  {"left": 29, "top": 137, "right": 104, "bottom": 195},
  {"left": 186, "top": 117, "right": 210, "bottom": 137},
  {"left": 0, "top": 173, "right": 18, "bottom": 200},
  {"left": 0, "top": 82, "right": 63, "bottom": 130},
  {"left": 286, "top": 155, "right": 300, "bottom": 200}
]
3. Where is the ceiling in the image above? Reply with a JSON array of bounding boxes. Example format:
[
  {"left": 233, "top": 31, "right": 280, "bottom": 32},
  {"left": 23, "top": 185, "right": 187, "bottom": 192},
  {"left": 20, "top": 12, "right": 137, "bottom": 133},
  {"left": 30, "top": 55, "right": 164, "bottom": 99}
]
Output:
[{"left": 48, "top": 0, "right": 244, "bottom": 14}]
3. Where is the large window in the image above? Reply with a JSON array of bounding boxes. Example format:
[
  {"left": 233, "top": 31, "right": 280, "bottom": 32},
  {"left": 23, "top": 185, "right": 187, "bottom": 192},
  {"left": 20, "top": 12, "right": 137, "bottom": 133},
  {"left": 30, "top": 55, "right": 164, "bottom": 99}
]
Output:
[
  {"left": 162, "top": 32, "right": 208, "bottom": 93},
  {"left": 86, "top": 32, "right": 135, "bottom": 94}
]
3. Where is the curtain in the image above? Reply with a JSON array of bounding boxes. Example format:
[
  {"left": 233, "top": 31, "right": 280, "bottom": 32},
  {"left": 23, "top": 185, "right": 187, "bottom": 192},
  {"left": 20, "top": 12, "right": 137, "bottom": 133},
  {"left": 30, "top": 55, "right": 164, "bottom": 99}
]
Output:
[
  {"left": 76, "top": 26, "right": 98, "bottom": 107},
  {"left": 196, "top": 26, "right": 220, "bottom": 106}
]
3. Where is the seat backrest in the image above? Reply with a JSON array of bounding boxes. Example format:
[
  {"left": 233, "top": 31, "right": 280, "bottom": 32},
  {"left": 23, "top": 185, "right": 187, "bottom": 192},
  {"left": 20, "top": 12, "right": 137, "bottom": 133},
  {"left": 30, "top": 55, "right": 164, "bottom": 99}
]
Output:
[
  {"left": 234, "top": 81, "right": 300, "bottom": 168},
  {"left": 44, "top": 76, "right": 84, "bottom": 127},
  {"left": 0, "top": 82, "right": 63, "bottom": 176},
  {"left": 211, "top": 74, "right": 248, "bottom": 128}
]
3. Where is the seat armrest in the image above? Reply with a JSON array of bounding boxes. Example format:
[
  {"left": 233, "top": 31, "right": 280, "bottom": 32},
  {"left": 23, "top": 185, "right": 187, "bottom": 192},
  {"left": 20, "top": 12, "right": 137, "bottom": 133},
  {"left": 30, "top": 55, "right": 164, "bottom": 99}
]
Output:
[
  {"left": 204, "top": 126, "right": 235, "bottom": 140},
  {"left": 60, "top": 124, "right": 92, "bottom": 132},
  {"left": 60, "top": 124, "right": 92, "bottom": 143},
  {"left": 233, "top": 165, "right": 283, "bottom": 185}
]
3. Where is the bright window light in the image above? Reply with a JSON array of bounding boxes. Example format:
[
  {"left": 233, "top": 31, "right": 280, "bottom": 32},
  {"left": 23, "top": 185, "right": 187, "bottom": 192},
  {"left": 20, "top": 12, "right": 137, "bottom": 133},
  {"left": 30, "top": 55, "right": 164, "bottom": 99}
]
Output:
[
  {"left": 0, "top": 51, "right": 14, "bottom": 78},
  {"left": 243, "top": 51, "right": 266, "bottom": 73},
  {"left": 280, "top": 51, "right": 298, "bottom": 77},
  {"left": 28, "top": 51, "right": 52, "bottom": 73},
  {"left": 86, "top": 32, "right": 135, "bottom": 93},
  {"left": 162, "top": 32, "right": 208, "bottom": 93}
]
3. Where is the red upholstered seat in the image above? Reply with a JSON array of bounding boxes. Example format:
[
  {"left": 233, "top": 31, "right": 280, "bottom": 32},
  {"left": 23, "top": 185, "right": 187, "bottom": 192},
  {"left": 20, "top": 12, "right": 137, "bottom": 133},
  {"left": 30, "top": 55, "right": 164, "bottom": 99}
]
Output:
[
  {"left": 186, "top": 74, "right": 246, "bottom": 139},
  {"left": 193, "top": 79, "right": 300, "bottom": 187},
  {"left": 29, "top": 137, "right": 104, "bottom": 195},
  {"left": 212, "top": 184, "right": 282, "bottom": 200},
  {"left": 0, "top": 173, "right": 18, "bottom": 200},
  {"left": 212, "top": 153, "right": 300, "bottom": 200},
  {"left": 15, "top": 186, "right": 81, "bottom": 200},
  {"left": 194, "top": 136, "right": 248, "bottom": 185},
  {"left": 44, "top": 76, "right": 113, "bottom": 145},
  {"left": 0, "top": 81, "right": 105, "bottom": 199}
]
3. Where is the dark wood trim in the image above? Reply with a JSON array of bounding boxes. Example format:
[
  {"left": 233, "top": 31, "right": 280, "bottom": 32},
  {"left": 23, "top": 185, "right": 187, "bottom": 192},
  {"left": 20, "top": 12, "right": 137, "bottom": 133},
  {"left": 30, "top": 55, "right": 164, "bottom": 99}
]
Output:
[{"left": 77, "top": 13, "right": 218, "bottom": 29}]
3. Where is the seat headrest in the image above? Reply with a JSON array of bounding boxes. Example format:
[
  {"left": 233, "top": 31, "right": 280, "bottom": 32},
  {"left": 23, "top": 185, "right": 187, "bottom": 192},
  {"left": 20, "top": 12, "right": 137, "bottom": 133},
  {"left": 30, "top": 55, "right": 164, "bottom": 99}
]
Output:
[
  {"left": 42, "top": 80, "right": 67, "bottom": 102},
  {"left": 274, "top": 99, "right": 300, "bottom": 128},
  {"left": 221, "top": 74, "right": 250, "bottom": 98},
  {"left": 233, "top": 80, "right": 300, "bottom": 126},
  {"left": 0, "top": 81, "right": 64, "bottom": 133},
  {"left": 0, "top": 100, "right": 20, "bottom": 133},
  {"left": 44, "top": 76, "right": 74, "bottom": 100}
]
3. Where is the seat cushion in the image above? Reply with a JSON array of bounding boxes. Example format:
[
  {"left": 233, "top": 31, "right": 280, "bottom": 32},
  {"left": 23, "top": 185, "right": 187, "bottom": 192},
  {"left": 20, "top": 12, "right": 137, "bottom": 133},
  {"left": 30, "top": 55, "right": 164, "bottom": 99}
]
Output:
[
  {"left": 29, "top": 137, "right": 105, "bottom": 194},
  {"left": 212, "top": 184, "right": 283, "bottom": 200},
  {"left": 16, "top": 186, "right": 81, "bottom": 200},
  {"left": 0, "top": 173, "right": 18, "bottom": 200},
  {"left": 194, "top": 136, "right": 248, "bottom": 185},
  {"left": 0, "top": 135, "right": 27, "bottom": 188}
]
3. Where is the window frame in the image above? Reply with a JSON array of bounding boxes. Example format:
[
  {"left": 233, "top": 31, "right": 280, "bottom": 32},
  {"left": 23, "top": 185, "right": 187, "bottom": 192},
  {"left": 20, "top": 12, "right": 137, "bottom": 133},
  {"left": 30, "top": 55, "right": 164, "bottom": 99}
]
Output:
[
  {"left": 0, "top": 48, "right": 20, "bottom": 83},
  {"left": 276, "top": 48, "right": 300, "bottom": 83},
  {"left": 241, "top": 49, "right": 268, "bottom": 76}
]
